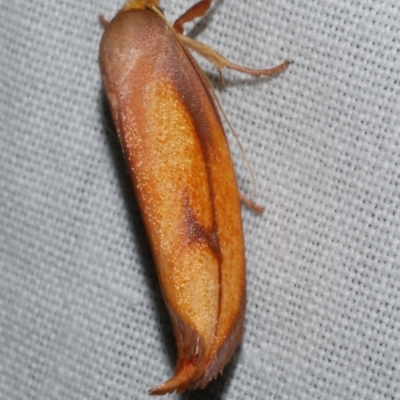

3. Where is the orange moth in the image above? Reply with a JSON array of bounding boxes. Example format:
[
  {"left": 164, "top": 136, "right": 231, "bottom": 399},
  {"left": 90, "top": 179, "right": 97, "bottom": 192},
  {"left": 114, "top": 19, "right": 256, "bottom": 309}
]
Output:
[{"left": 99, "top": 0, "right": 289, "bottom": 395}]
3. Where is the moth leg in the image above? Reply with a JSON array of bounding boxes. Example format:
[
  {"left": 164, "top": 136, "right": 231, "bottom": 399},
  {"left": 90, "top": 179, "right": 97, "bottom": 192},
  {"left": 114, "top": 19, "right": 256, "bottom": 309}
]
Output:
[
  {"left": 227, "top": 60, "right": 290, "bottom": 77},
  {"left": 173, "top": 0, "right": 213, "bottom": 34},
  {"left": 240, "top": 193, "right": 264, "bottom": 214},
  {"left": 178, "top": 34, "right": 290, "bottom": 80},
  {"left": 98, "top": 15, "right": 109, "bottom": 27}
]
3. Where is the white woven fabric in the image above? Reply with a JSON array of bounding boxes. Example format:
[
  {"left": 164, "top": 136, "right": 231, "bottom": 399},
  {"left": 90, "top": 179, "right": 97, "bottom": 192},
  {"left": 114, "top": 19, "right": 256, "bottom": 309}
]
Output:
[{"left": 1, "top": 0, "right": 399, "bottom": 399}]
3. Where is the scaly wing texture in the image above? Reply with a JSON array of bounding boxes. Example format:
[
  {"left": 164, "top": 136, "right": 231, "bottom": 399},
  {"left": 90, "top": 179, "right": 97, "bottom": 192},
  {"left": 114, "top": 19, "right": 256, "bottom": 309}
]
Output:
[{"left": 99, "top": 8, "right": 245, "bottom": 394}]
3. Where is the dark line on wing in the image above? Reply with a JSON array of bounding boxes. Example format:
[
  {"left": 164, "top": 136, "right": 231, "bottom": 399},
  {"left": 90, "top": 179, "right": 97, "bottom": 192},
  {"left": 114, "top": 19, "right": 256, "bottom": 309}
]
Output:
[{"left": 168, "top": 36, "right": 225, "bottom": 329}]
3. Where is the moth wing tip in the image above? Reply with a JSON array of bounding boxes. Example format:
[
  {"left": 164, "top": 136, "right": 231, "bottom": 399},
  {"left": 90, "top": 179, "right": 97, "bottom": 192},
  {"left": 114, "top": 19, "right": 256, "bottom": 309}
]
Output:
[{"left": 148, "top": 364, "right": 197, "bottom": 395}]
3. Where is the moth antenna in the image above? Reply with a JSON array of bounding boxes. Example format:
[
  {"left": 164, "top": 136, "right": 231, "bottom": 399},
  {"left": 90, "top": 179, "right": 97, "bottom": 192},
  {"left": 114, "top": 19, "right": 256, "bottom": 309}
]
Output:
[{"left": 211, "top": 89, "right": 258, "bottom": 198}]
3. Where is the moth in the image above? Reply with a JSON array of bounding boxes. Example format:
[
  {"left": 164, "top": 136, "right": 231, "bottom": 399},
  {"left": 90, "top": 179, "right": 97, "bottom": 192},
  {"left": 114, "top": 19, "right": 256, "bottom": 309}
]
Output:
[{"left": 99, "top": 0, "right": 289, "bottom": 394}]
